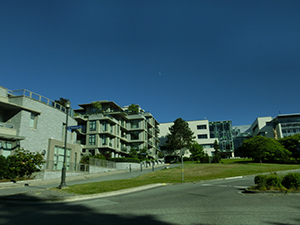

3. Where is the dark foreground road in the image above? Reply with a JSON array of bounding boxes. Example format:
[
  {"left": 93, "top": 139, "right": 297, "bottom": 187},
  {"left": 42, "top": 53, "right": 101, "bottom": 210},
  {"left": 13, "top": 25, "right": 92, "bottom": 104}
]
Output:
[{"left": 1, "top": 176, "right": 300, "bottom": 225}]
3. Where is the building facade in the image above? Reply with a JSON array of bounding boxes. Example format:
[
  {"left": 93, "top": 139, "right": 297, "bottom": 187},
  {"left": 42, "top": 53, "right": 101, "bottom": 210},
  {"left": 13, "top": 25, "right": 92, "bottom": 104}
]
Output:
[
  {"left": 74, "top": 101, "right": 161, "bottom": 159},
  {"left": 0, "top": 86, "right": 82, "bottom": 171},
  {"left": 159, "top": 119, "right": 235, "bottom": 158}
]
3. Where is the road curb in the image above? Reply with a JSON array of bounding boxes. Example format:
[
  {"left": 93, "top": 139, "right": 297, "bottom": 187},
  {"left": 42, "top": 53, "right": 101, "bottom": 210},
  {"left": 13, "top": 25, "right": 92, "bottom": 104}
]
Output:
[{"left": 0, "top": 183, "right": 167, "bottom": 203}]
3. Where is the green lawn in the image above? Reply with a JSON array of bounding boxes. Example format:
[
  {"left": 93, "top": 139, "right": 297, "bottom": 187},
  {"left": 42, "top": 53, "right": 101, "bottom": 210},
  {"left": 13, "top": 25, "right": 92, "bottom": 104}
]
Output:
[{"left": 56, "top": 159, "right": 300, "bottom": 195}]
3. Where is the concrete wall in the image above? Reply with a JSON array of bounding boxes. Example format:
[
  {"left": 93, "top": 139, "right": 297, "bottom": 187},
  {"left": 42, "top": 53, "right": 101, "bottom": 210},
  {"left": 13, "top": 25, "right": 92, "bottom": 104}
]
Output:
[{"left": 9, "top": 96, "right": 79, "bottom": 159}]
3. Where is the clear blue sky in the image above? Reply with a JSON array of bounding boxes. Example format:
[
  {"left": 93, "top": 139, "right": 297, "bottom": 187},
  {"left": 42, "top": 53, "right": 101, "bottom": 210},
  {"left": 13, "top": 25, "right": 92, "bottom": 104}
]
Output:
[{"left": 1, "top": 0, "right": 299, "bottom": 126}]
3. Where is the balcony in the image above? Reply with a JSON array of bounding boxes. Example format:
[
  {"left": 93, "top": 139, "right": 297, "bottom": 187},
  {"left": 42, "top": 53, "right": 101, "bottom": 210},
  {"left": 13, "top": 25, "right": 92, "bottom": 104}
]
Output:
[{"left": 0, "top": 122, "right": 17, "bottom": 136}]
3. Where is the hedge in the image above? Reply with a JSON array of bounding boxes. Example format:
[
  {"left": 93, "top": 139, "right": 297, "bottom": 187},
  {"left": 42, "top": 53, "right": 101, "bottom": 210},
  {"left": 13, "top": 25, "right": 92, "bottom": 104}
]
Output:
[{"left": 254, "top": 173, "right": 300, "bottom": 190}]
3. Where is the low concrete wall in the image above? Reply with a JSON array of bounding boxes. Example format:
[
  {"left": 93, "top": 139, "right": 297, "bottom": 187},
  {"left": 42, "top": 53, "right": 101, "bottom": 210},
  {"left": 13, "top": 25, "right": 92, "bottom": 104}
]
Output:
[
  {"left": 116, "top": 162, "right": 140, "bottom": 170},
  {"left": 89, "top": 165, "right": 117, "bottom": 174},
  {"left": 35, "top": 170, "right": 89, "bottom": 180}
]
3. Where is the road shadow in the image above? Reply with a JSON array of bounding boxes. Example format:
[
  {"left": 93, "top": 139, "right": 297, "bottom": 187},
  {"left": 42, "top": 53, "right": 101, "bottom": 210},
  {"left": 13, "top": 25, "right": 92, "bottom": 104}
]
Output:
[{"left": 0, "top": 193, "right": 172, "bottom": 225}]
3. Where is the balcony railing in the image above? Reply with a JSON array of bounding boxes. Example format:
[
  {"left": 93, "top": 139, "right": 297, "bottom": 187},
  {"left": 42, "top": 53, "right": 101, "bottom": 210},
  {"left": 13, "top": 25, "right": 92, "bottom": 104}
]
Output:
[
  {"left": 8, "top": 89, "right": 74, "bottom": 117},
  {"left": 0, "top": 122, "right": 14, "bottom": 129}
]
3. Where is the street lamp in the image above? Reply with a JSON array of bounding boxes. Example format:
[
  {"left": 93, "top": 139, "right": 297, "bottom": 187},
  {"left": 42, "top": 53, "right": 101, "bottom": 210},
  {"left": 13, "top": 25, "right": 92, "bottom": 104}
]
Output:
[{"left": 59, "top": 100, "right": 71, "bottom": 188}]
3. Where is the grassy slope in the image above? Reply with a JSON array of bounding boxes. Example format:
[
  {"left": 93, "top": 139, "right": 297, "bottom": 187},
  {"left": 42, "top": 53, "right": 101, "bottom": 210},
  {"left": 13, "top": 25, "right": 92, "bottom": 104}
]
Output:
[{"left": 58, "top": 159, "right": 300, "bottom": 195}]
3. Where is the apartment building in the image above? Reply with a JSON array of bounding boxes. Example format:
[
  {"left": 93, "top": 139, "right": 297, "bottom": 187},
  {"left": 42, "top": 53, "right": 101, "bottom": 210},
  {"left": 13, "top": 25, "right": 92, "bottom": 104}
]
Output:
[
  {"left": 0, "top": 86, "right": 82, "bottom": 170},
  {"left": 74, "top": 101, "right": 161, "bottom": 159}
]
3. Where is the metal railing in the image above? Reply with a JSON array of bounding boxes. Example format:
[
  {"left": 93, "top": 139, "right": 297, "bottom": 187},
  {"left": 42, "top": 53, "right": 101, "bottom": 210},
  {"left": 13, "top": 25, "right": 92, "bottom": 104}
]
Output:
[
  {"left": 8, "top": 89, "right": 74, "bottom": 117},
  {"left": 42, "top": 160, "right": 89, "bottom": 172},
  {"left": 89, "top": 158, "right": 116, "bottom": 168}
]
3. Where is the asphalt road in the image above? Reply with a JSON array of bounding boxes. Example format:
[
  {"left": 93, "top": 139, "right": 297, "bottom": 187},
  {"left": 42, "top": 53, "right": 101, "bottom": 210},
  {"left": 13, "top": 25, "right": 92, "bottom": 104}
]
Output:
[{"left": 1, "top": 176, "right": 300, "bottom": 225}]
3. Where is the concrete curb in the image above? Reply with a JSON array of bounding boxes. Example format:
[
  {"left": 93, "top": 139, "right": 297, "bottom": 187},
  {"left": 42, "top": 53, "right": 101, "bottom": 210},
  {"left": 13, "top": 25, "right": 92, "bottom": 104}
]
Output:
[{"left": 0, "top": 183, "right": 167, "bottom": 203}]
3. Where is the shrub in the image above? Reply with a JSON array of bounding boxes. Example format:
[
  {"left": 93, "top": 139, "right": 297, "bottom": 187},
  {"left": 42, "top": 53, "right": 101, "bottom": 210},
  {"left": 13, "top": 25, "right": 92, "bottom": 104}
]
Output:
[
  {"left": 266, "top": 173, "right": 282, "bottom": 189},
  {"left": 0, "top": 155, "right": 9, "bottom": 179},
  {"left": 282, "top": 173, "right": 300, "bottom": 190},
  {"left": 6, "top": 148, "right": 45, "bottom": 179},
  {"left": 254, "top": 175, "right": 268, "bottom": 189}
]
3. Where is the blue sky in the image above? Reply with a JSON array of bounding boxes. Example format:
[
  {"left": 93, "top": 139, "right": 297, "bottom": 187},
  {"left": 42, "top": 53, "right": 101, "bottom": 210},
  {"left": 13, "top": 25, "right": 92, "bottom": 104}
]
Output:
[{"left": 1, "top": 0, "right": 299, "bottom": 126}]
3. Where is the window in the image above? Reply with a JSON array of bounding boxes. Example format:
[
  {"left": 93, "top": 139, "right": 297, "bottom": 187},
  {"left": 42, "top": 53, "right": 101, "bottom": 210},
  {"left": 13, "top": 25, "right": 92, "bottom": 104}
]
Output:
[
  {"left": 2, "top": 142, "right": 12, "bottom": 157},
  {"left": 198, "top": 134, "right": 208, "bottom": 139},
  {"left": 89, "top": 134, "right": 96, "bottom": 145},
  {"left": 131, "top": 131, "right": 139, "bottom": 140},
  {"left": 102, "top": 135, "right": 107, "bottom": 145},
  {"left": 131, "top": 120, "right": 139, "bottom": 129},
  {"left": 197, "top": 125, "right": 207, "bottom": 130},
  {"left": 102, "top": 121, "right": 108, "bottom": 131},
  {"left": 89, "top": 121, "right": 96, "bottom": 131},
  {"left": 29, "top": 113, "right": 37, "bottom": 128},
  {"left": 54, "top": 146, "right": 71, "bottom": 170}
]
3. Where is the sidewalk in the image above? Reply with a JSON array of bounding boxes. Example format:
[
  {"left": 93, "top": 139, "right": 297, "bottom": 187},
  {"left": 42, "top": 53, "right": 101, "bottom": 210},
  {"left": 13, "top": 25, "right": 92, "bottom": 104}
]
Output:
[{"left": 0, "top": 164, "right": 171, "bottom": 203}]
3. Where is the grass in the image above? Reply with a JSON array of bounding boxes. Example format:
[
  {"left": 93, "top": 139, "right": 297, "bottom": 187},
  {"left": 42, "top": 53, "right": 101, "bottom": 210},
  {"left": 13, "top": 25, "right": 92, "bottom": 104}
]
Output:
[{"left": 54, "top": 159, "right": 300, "bottom": 195}]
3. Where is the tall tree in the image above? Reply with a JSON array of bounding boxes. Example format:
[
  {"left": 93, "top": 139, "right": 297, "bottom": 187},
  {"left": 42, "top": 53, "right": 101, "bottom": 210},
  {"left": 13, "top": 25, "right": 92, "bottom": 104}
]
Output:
[
  {"left": 162, "top": 118, "right": 194, "bottom": 156},
  {"left": 212, "top": 140, "right": 221, "bottom": 163}
]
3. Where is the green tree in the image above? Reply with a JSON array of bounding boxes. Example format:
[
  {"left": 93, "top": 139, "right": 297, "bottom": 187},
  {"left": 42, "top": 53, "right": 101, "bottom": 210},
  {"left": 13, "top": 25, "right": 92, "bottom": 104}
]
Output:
[
  {"left": 92, "top": 101, "right": 102, "bottom": 114},
  {"left": 212, "top": 140, "right": 221, "bottom": 163},
  {"left": 278, "top": 134, "right": 300, "bottom": 160},
  {"left": 189, "top": 141, "right": 205, "bottom": 162},
  {"left": 55, "top": 97, "right": 70, "bottom": 107},
  {"left": 162, "top": 118, "right": 194, "bottom": 156},
  {"left": 128, "top": 147, "right": 138, "bottom": 159},
  {"left": 241, "top": 136, "right": 291, "bottom": 164},
  {"left": 127, "top": 104, "right": 139, "bottom": 114},
  {"left": 138, "top": 147, "right": 149, "bottom": 161}
]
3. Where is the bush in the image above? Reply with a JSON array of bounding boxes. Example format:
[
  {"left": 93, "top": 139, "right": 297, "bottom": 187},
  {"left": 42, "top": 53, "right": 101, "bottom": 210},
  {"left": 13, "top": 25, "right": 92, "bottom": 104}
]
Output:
[
  {"left": 254, "top": 174, "right": 283, "bottom": 190},
  {"left": 0, "top": 155, "right": 9, "bottom": 179},
  {"left": 3, "top": 148, "right": 45, "bottom": 179},
  {"left": 254, "top": 175, "right": 268, "bottom": 189},
  {"left": 201, "top": 155, "right": 210, "bottom": 163},
  {"left": 282, "top": 173, "right": 300, "bottom": 190}
]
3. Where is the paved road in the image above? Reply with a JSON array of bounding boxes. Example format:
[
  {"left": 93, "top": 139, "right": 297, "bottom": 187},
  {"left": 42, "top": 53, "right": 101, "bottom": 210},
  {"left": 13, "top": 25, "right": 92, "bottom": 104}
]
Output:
[{"left": 1, "top": 176, "right": 300, "bottom": 225}]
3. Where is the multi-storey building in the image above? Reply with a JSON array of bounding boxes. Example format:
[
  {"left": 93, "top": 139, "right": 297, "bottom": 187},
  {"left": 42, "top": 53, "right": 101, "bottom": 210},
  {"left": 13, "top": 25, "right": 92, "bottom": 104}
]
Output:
[
  {"left": 0, "top": 86, "right": 82, "bottom": 171},
  {"left": 250, "top": 113, "right": 300, "bottom": 139},
  {"left": 74, "top": 101, "right": 161, "bottom": 159},
  {"left": 159, "top": 119, "right": 235, "bottom": 157}
]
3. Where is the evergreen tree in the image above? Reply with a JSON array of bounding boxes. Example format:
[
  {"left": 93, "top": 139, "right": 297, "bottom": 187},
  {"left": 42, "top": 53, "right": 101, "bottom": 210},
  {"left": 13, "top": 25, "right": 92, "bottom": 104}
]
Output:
[{"left": 162, "top": 118, "right": 194, "bottom": 156}]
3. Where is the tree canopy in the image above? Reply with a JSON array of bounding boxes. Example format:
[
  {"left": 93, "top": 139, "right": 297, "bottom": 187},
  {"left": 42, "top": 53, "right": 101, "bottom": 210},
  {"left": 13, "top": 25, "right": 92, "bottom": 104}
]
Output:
[
  {"left": 278, "top": 134, "right": 300, "bottom": 160},
  {"left": 241, "top": 136, "right": 291, "bottom": 163},
  {"left": 162, "top": 118, "right": 194, "bottom": 156},
  {"left": 127, "top": 104, "right": 139, "bottom": 114},
  {"left": 189, "top": 141, "right": 205, "bottom": 162}
]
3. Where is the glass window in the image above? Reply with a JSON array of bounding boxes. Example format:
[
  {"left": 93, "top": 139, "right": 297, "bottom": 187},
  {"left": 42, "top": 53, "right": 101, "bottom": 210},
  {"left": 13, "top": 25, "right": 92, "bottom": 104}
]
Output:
[
  {"left": 89, "top": 134, "right": 96, "bottom": 145},
  {"left": 89, "top": 121, "right": 96, "bottom": 131},
  {"left": 131, "top": 131, "right": 139, "bottom": 140},
  {"left": 29, "top": 113, "right": 37, "bottom": 128},
  {"left": 102, "top": 121, "right": 108, "bottom": 131},
  {"left": 198, "top": 134, "right": 208, "bottom": 139},
  {"left": 54, "top": 146, "right": 71, "bottom": 170},
  {"left": 197, "top": 125, "right": 207, "bottom": 130},
  {"left": 102, "top": 135, "right": 107, "bottom": 145},
  {"left": 131, "top": 120, "right": 139, "bottom": 128}
]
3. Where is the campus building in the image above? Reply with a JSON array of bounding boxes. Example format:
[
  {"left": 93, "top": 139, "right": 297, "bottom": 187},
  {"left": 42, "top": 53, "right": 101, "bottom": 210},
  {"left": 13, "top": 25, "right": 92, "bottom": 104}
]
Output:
[
  {"left": 249, "top": 113, "right": 300, "bottom": 139},
  {"left": 74, "top": 101, "right": 161, "bottom": 159},
  {"left": 0, "top": 86, "right": 82, "bottom": 171},
  {"left": 159, "top": 120, "right": 235, "bottom": 158}
]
